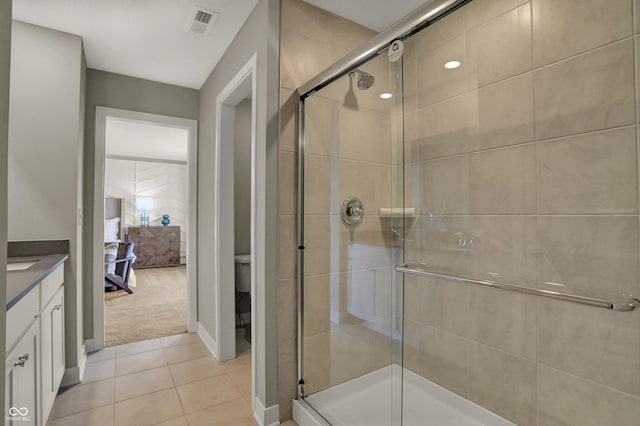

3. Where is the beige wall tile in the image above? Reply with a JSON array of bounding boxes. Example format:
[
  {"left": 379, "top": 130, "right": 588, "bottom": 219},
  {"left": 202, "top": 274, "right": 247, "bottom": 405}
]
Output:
[
  {"left": 418, "top": 154, "right": 469, "bottom": 215},
  {"left": 280, "top": 88, "right": 298, "bottom": 153},
  {"left": 415, "top": 325, "right": 470, "bottom": 397},
  {"left": 304, "top": 95, "right": 334, "bottom": 157},
  {"left": 534, "top": 39, "right": 635, "bottom": 140},
  {"left": 114, "top": 388, "right": 183, "bottom": 426},
  {"left": 469, "top": 73, "right": 535, "bottom": 151},
  {"left": 281, "top": 0, "right": 332, "bottom": 43},
  {"left": 537, "top": 216, "right": 639, "bottom": 294},
  {"left": 278, "top": 279, "right": 297, "bottom": 342},
  {"left": 467, "top": 343, "right": 537, "bottom": 426},
  {"left": 279, "top": 151, "right": 297, "bottom": 215},
  {"left": 329, "top": 324, "right": 391, "bottom": 386},
  {"left": 281, "top": 28, "right": 333, "bottom": 91},
  {"left": 532, "top": 0, "right": 632, "bottom": 67},
  {"left": 302, "top": 154, "right": 331, "bottom": 215},
  {"left": 419, "top": 214, "right": 469, "bottom": 275},
  {"left": 538, "top": 299, "right": 640, "bottom": 396},
  {"left": 417, "top": 36, "right": 466, "bottom": 106},
  {"left": 303, "top": 215, "right": 331, "bottom": 276},
  {"left": 537, "top": 126, "right": 638, "bottom": 214},
  {"left": 466, "top": 5, "right": 532, "bottom": 88},
  {"left": 412, "top": 8, "right": 465, "bottom": 53},
  {"left": 338, "top": 106, "right": 391, "bottom": 164},
  {"left": 331, "top": 14, "right": 376, "bottom": 59},
  {"left": 417, "top": 93, "right": 472, "bottom": 160},
  {"left": 538, "top": 365, "right": 640, "bottom": 426},
  {"left": 303, "top": 332, "right": 330, "bottom": 394},
  {"left": 468, "top": 215, "right": 537, "bottom": 286},
  {"left": 304, "top": 273, "right": 331, "bottom": 336},
  {"left": 464, "top": 0, "right": 529, "bottom": 30},
  {"left": 469, "top": 286, "right": 536, "bottom": 360},
  {"left": 278, "top": 215, "right": 297, "bottom": 279},
  {"left": 469, "top": 144, "right": 536, "bottom": 214},
  {"left": 278, "top": 341, "right": 298, "bottom": 421}
]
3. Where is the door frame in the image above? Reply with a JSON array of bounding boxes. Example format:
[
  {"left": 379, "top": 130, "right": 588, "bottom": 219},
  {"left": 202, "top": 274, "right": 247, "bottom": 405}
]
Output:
[
  {"left": 92, "top": 106, "right": 198, "bottom": 350},
  {"left": 213, "top": 53, "right": 258, "bottom": 409}
]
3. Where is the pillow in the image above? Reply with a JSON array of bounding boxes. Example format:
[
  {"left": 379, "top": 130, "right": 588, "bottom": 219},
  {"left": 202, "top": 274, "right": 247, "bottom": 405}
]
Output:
[{"left": 104, "top": 217, "right": 120, "bottom": 242}]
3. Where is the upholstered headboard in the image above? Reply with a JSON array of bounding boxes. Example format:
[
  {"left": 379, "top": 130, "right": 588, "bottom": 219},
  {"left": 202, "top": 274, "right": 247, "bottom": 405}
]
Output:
[{"left": 105, "top": 197, "right": 125, "bottom": 241}]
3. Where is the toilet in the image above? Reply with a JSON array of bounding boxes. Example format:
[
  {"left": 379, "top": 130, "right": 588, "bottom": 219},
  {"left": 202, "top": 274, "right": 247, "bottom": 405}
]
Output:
[{"left": 234, "top": 254, "right": 251, "bottom": 293}]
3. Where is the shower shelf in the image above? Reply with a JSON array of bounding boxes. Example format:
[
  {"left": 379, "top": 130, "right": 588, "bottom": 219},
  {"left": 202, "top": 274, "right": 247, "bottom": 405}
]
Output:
[
  {"left": 379, "top": 207, "right": 416, "bottom": 218},
  {"left": 395, "top": 263, "right": 640, "bottom": 312}
]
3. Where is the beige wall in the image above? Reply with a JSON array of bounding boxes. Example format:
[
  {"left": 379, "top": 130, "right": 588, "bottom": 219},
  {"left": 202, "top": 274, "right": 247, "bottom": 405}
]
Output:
[
  {"left": 83, "top": 69, "right": 199, "bottom": 340},
  {"left": 0, "top": 0, "right": 11, "bottom": 417},
  {"left": 234, "top": 98, "right": 252, "bottom": 255},
  {"left": 277, "top": 0, "right": 378, "bottom": 419},
  {"left": 8, "top": 21, "right": 86, "bottom": 371},
  {"left": 198, "top": 0, "right": 280, "bottom": 408},
  {"left": 403, "top": 0, "right": 640, "bottom": 425}
]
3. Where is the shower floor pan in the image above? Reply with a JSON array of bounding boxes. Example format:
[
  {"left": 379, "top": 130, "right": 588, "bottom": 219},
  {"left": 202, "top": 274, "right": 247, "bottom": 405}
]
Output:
[{"left": 293, "top": 365, "right": 515, "bottom": 426}]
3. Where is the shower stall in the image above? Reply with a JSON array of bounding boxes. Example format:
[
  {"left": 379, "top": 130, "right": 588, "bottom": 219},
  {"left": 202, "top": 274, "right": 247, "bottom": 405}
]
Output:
[{"left": 293, "top": 0, "right": 640, "bottom": 425}]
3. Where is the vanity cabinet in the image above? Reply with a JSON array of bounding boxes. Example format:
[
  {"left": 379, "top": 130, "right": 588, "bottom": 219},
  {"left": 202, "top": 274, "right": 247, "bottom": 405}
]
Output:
[
  {"left": 5, "top": 261, "right": 65, "bottom": 426},
  {"left": 5, "top": 320, "right": 39, "bottom": 425},
  {"left": 40, "top": 286, "right": 64, "bottom": 421}
]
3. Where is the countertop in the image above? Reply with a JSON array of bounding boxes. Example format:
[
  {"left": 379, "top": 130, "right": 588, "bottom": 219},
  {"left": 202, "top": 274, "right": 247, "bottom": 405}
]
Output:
[{"left": 6, "top": 254, "right": 68, "bottom": 310}]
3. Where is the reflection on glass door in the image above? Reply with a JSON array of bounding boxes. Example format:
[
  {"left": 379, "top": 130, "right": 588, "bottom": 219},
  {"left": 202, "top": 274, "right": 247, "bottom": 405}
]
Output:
[{"left": 299, "top": 51, "right": 405, "bottom": 426}]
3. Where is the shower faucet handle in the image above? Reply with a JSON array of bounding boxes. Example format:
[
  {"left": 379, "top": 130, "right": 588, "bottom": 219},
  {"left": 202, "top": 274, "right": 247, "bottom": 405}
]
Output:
[{"left": 341, "top": 196, "right": 364, "bottom": 226}]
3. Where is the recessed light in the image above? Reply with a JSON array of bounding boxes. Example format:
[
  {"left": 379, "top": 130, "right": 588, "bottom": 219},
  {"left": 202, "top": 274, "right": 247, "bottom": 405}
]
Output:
[
  {"left": 444, "top": 60, "right": 461, "bottom": 69},
  {"left": 379, "top": 93, "right": 393, "bottom": 99}
]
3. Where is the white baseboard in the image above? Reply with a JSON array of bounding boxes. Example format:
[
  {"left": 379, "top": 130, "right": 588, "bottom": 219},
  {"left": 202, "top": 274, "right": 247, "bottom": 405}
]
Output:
[
  {"left": 60, "top": 341, "right": 88, "bottom": 388},
  {"left": 197, "top": 322, "right": 218, "bottom": 359},
  {"left": 253, "top": 397, "right": 280, "bottom": 426}
]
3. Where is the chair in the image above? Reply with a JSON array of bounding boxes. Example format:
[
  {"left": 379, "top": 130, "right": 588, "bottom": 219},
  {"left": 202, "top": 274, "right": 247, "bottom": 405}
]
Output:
[{"left": 105, "top": 242, "right": 136, "bottom": 294}]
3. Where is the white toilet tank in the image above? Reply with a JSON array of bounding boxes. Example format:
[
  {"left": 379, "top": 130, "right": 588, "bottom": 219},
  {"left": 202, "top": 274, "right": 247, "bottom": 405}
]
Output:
[{"left": 234, "top": 254, "right": 251, "bottom": 293}]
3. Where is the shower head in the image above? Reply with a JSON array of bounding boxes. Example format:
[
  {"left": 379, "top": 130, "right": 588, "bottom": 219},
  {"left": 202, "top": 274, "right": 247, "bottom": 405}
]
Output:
[{"left": 349, "top": 69, "right": 375, "bottom": 90}]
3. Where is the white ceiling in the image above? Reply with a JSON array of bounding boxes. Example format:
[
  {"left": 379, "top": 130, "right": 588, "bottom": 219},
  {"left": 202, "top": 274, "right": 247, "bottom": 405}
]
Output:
[
  {"left": 13, "top": 0, "right": 259, "bottom": 89},
  {"left": 303, "top": 0, "right": 430, "bottom": 32},
  {"left": 106, "top": 118, "right": 188, "bottom": 162}
]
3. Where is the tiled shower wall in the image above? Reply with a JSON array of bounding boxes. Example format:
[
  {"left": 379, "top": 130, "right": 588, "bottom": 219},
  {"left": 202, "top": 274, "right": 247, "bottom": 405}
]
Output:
[
  {"left": 403, "top": 0, "right": 640, "bottom": 425},
  {"left": 277, "top": 0, "right": 376, "bottom": 419}
]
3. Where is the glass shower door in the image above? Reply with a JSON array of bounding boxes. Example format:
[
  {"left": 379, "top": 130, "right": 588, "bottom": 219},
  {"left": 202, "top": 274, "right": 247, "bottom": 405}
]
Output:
[{"left": 299, "top": 51, "right": 405, "bottom": 426}]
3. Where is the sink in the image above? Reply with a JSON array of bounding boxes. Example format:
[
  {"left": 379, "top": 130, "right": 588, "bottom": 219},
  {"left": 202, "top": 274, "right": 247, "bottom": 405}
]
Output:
[{"left": 7, "top": 261, "right": 36, "bottom": 271}]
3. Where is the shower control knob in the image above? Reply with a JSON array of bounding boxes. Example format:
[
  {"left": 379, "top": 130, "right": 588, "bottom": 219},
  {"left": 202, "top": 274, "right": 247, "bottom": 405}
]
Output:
[{"left": 341, "top": 196, "right": 364, "bottom": 226}]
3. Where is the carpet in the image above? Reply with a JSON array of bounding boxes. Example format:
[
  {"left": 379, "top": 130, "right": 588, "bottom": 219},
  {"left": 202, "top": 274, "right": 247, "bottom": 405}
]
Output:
[{"left": 105, "top": 266, "right": 188, "bottom": 347}]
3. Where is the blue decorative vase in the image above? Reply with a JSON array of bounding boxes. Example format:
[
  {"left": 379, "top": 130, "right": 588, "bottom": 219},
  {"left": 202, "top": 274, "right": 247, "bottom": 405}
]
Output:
[{"left": 161, "top": 214, "right": 170, "bottom": 227}]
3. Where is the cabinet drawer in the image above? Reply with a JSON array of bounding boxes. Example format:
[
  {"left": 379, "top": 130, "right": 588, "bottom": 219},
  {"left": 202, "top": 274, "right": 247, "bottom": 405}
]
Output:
[
  {"left": 6, "top": 289, "right": 39, "bottom": 352},
  {"left": 40, "top": 264, "right": 64, "bottom": 308}
]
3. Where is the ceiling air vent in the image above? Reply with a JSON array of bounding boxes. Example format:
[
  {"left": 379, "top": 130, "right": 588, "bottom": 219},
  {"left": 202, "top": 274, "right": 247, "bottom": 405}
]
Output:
[{"left": 186, "top": 6, "right": 219, "bottom": 35}]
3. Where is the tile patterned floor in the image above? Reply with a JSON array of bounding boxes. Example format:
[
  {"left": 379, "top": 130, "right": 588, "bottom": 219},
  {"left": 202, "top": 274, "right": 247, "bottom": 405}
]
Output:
[{"left": 47, "top": 333, "right": 259, "bottom": 426}]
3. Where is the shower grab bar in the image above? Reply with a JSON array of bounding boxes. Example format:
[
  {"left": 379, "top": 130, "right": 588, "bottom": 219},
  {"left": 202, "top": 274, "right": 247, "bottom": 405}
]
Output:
[{"left": 394, "top": 263, "right": 640, "bottom": 312}]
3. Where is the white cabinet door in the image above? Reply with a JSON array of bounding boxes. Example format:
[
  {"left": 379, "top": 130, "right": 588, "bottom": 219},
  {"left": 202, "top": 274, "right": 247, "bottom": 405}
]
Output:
[
  {"left": 5, "top": 320, "right": 39, "bottom": 426},
  {"left": 40, "top": 286, "right": 64, "bottom": 424}
]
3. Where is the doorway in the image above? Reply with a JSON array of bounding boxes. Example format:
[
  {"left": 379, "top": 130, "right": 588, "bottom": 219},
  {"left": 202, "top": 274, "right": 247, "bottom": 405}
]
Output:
[
  {"left": 213, "top": 54, "right": 258, "bottom": 412},
  {"left": 92, "top": 107, "right": 198, "bottom": 350}
]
